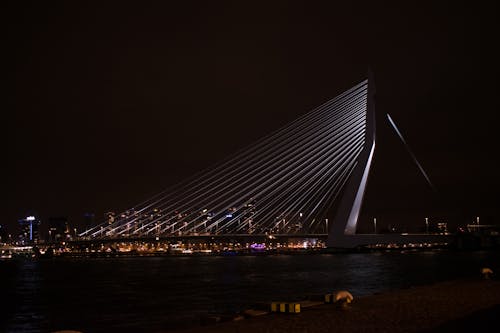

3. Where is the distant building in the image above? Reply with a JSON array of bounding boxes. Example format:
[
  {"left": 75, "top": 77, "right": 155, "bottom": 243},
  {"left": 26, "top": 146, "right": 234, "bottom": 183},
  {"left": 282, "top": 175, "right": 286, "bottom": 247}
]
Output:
[
  {"left": 437, "top": 222, "right": 448, "bottom": 234},
  {"left": 105, "top": 211, "right": 116, "bottom": 225},
  {"left": 18, "top": 216, "right": 41, "bottom": 244},
  {"left": 466, "top": 224, "right": 500, "bottom": 236},
  {"left": 48, "top": 217, "right": 70, "bottom": 242}
]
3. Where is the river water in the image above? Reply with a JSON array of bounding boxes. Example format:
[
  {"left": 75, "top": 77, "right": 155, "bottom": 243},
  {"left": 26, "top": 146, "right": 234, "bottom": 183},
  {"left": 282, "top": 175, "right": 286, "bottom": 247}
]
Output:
[{"left": 1, "top": 250, "right": 499, "bottom": 332}]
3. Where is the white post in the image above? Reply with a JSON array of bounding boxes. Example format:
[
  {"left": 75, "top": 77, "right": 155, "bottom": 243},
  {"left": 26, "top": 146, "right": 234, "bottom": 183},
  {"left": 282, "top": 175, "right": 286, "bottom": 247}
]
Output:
[{"left": 373, "top": 218, "right": 377, "bottom": 234}]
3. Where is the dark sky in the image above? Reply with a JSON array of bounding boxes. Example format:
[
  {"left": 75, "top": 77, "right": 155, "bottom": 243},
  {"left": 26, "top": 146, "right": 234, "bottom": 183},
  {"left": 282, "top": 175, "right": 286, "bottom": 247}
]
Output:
[{"left": 4, "top": 1, "right": 499, "bottom": 234}]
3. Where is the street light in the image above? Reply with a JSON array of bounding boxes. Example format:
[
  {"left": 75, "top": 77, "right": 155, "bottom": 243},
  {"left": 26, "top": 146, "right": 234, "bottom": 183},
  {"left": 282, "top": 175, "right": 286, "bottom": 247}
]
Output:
[
  {"left": 373, "top": 218, "right": 377, "bottom": 234},
  {"left": 425, "top": 217, "right": 429, "bottom": 234}
]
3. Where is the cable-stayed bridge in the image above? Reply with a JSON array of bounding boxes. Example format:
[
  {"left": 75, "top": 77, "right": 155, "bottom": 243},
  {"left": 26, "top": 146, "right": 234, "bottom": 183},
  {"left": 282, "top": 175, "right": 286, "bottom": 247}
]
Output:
[{"left": 79, "top": 75, "right": 451, "bottom": 249}]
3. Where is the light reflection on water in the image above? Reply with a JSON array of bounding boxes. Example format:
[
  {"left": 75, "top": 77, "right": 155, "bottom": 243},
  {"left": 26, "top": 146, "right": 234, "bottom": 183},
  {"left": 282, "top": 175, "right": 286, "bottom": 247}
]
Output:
[{"left": 1, "top": 251, "right": 498, "bottom": 333}]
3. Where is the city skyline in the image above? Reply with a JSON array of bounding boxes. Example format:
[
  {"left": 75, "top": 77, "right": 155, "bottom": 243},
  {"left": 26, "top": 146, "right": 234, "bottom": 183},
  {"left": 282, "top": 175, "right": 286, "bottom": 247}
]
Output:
[{"left": 5, "top": 1, "right": 499, "bottom": 235}]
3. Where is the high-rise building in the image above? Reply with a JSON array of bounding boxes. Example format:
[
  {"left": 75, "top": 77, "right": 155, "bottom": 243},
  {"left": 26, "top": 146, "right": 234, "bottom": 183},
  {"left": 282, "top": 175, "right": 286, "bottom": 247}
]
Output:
[{"left": 18, "top": 216, "right": 41, "bottom": 244}]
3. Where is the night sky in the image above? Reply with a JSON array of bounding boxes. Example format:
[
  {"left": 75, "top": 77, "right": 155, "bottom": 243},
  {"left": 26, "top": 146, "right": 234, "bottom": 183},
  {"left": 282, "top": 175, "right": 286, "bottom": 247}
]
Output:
[{"left": 5, "top": 1, "right": 499, "bottom": 235}]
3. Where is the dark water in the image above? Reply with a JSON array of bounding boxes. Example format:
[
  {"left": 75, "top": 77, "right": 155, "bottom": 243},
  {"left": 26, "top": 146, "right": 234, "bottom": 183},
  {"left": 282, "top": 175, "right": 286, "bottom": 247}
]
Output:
[{"left": 1, "top": 250, "right": 499, "bottom": 333}]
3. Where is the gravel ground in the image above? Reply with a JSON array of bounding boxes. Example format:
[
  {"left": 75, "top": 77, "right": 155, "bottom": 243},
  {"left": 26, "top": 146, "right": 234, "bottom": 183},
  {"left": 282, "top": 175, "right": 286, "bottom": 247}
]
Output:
[{"left": 174, "top": 278, "right": 500, "bottom": 333}]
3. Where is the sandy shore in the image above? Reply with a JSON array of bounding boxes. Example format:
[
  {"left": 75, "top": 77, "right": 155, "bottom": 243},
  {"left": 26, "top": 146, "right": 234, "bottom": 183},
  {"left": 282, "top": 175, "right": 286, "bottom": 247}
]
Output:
[{"left": 175, "top": 278, "right": 500, "bottom": 333}]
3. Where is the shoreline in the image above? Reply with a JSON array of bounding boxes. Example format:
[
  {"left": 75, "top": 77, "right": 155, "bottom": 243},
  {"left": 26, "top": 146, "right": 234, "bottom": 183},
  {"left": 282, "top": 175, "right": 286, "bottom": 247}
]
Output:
[
  {"left": 8, "top": 245, "right": 494, "bottom": 260},
  {"left": 37, "top": 247, "right": 500, "bottom": 260},
  {"left": 174, "top": 277, "right": 500, "bottom": 333}
]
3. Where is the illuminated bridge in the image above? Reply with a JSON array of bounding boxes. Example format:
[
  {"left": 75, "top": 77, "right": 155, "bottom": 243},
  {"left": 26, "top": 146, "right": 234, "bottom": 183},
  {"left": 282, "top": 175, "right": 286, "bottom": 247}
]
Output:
[{"left": 79, "top": 75, "right": 450, "bottom": 249}]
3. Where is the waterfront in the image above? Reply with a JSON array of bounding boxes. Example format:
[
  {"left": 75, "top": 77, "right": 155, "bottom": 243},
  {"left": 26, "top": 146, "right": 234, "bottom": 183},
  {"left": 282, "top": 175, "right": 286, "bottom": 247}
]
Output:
[{"left": 1, "top": 250, "right": 499, "bottom": 332}]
